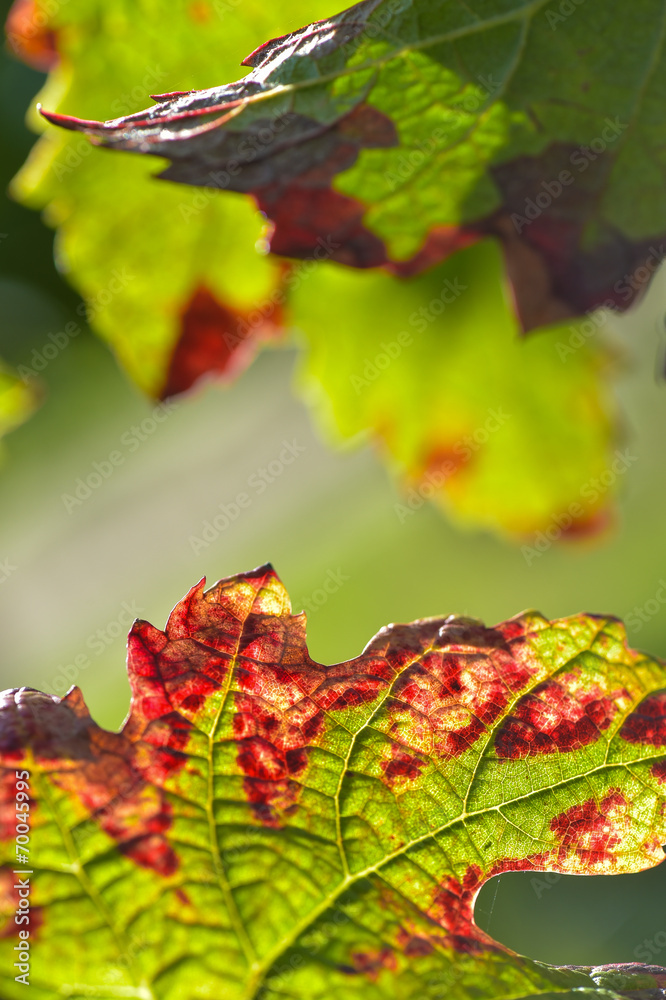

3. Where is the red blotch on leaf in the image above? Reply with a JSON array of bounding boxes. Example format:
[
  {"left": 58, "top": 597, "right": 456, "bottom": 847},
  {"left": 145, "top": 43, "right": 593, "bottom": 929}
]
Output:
[
  {"left": 620, "top": 691, "right": 666, "bottom": 747},
  {"left": 428, "top": 856, "right": 552, "bottom": 953},
  {"left": 495, "top": 676, "right": 626, "bottom": 758},
  {"left": 384, "top": 618, "right": 534, "bottom": 759},
  {"left": 226, "top": 594, "right": 328, "bottom": 825},
  {"left": 550, "top": 790, "right": 628, "bottom": 866},
  {"left": 486, "top": 147, "right": 666, "bottom": 328},
  {"left": 652, "top": 761, "right": 666, "bottom": 784},
  {"left": 396, "top": 930, "right": 434, "bottom": 957},
  {"left": 253, "top": 104, "right": 397, "bottom": 267},
  {"left": 233, "top": 682, "right": 324, "bottom": 826},
  {"left": 161, "top": 284, "right": 284, "bottom": 399},
  {"left": 427, "top": 867, "right": 489, "bottom": 954},
  {"left": 381, "top": 744, "right": 425, "bottom": 782},
  {"left": 5, "top": 0, "right": 58, "bottom": 72},
  {"left": 351, "top": 946, "right": 397, "bottom": 978},
  {"left": 0, "top": 688, "right": 181, "bottom": 876}
]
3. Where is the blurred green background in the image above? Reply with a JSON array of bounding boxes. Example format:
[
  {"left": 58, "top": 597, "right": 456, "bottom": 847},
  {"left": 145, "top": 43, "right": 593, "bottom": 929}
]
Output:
[{"left": 2, "top": 0, "right": 666, "bottom": 974}]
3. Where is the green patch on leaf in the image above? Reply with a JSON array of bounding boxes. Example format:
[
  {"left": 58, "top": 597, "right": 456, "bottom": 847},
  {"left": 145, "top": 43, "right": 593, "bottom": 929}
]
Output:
[{"left": 294, "top": 240, "right": 616, "bottom": 536}]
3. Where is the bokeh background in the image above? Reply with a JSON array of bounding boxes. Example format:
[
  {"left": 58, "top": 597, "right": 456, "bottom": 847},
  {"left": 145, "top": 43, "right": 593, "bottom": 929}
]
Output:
[{"left": 2, "top": 0, "right": 666, "bottom": 972}]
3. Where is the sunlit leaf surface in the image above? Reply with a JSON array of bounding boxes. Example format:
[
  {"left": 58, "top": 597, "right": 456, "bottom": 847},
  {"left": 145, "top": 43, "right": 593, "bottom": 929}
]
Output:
[{"left": 1, "top": 565, "right": 665, "bottom": 998}]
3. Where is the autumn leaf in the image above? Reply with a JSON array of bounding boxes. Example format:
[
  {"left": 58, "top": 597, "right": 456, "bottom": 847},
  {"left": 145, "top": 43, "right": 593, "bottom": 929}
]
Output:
[
  {"left": 40, "top": 0, "right": 666, "bottom": 330},
  {"left": 11, "top": 0, "right": 647, "bottom": 540},
  {"left": 2, "top": 564, "right": 666, "bottom": 998},
  {"left": 8, "top": 0, "right": 337, "bottom": 396}
]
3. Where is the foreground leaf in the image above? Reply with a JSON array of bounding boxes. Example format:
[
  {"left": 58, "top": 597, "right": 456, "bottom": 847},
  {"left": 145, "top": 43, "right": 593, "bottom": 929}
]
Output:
[
  {"left": 41, "top": 0, "right": 666, "bottom": 329},
  {"left": 1, "top": 565, "right": 665, "bottom": 998}
]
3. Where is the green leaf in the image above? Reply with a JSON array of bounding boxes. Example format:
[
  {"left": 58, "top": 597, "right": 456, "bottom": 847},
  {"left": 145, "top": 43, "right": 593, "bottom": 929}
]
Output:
[
  {"left": 9, "top": 0, "right": 335, "bottom": 395},
  {"left": 0, "top": 361, "right": 40, "bottom": 461},
  {"left": 2, "top": 564, "right": 665, "bottom": 998},
  {"left": 293, "top": 239, "right": 616, "bottom": 537}
]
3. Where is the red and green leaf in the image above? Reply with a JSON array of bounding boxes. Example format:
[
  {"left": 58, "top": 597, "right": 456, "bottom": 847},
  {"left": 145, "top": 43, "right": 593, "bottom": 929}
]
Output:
[
  {"left": 40, "top": 0, "right": 666, "bottom": 328},
  {"left": 1, "top": 565, "right": 666, "bottom": 998},
  {"left": 9, "top": 0, "right": 646, "bottom": 539},
  {"left": 8, "top": 0, "right": 333, "bottom": 397}
]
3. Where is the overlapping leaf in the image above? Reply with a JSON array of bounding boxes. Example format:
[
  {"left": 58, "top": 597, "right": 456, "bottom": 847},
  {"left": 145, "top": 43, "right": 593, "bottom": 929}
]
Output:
[
  {"left": 40, "top": 0, "right": 666, "bottom": 327},
  {"left": 7, "top": 0, "right": 655, "bottom": 537},
  {"left": 8, "top": 0, "right": 336, "bottom": 395},
  {"left": 1, "top": 564, "right": 666, "bottom": 998}
]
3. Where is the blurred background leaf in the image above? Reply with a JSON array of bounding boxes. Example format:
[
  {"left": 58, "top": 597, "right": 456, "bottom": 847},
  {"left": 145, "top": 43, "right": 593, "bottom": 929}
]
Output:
[
  {"left": 5, "top": 0, "right": 652, "bottom": 538},
  {"left": 294, "top": 239, "right": 617, "bottom": 536}
]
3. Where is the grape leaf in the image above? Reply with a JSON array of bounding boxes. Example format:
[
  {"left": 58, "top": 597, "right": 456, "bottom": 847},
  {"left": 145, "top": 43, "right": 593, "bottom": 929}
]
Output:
[
  {"left": 9, "top": 0, "right": 635, "bottom": 539},
  {"left": 2, "top": 564, "right": 666, "bottom": 998},
  {"left": 40, "top": 0, "right": 666, "bottom": 330},
  {"left": 293, "top": 240, "right": 616, "bottom": 537},
  {"left": 8, "top": 0, "right": 338, "bottom": 396}
]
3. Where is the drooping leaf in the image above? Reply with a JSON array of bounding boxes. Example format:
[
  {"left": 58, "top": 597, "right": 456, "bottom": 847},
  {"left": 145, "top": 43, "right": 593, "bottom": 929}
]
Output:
[
  {"left": 294, "top": 240, "right": 617, "bottom": 537},
  {"left": 40, "top": 0, "right": 666, "bottom": 330},
  {"left": 8, "top": 0, "right": 334, "bottom": 396},
  {"left": 1, "top": 564, "right": 666, "bottom": 998}
]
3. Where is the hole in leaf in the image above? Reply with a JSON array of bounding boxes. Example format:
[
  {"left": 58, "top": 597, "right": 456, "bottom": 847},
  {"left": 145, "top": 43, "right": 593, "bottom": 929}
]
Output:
[{"left": 475, "top": 861, "right": 666, "bottom": 966}]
